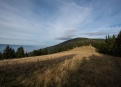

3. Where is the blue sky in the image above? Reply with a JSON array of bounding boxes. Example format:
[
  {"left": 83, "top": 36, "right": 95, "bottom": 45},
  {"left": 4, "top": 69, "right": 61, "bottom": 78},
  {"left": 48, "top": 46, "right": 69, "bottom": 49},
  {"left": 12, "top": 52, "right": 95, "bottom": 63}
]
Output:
[{"left": 0, "top": 0, "right": 121, "bottom": 46}]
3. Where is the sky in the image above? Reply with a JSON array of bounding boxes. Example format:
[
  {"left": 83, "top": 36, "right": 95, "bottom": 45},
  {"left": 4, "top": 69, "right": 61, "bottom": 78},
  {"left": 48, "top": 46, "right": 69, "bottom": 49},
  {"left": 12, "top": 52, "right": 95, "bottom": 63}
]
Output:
[{"left": 0, "top": 0, "right": 121, "bottom": 46}]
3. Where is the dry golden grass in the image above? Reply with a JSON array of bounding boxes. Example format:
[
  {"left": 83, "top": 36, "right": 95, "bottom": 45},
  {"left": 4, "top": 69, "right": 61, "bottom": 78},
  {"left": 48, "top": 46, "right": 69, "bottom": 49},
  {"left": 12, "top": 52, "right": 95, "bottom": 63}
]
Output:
[{"left": 0, "top": 46, "right": 121, "bottom": 87}]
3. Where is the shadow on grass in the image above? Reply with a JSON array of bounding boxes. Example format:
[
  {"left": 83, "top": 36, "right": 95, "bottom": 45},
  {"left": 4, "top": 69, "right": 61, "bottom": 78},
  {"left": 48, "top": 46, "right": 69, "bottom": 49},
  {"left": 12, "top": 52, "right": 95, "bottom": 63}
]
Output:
[
  {"left": 1, "top": 54, "right": 121, "bottom": 87},
  {"left": 63, "top": 54, "right": 121, "bottom": 87},
  {"left": 0, "top": 54, "right": 76, "bottom": 87}
]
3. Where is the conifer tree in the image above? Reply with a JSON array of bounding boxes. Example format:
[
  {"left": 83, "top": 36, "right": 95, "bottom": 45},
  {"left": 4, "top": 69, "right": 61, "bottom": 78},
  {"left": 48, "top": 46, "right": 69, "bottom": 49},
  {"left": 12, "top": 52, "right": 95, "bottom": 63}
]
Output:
[
  {"left": 0, "top": 52, "right": 3, "bottom": 59},
  {"left": 115, "top": 31, "right": 121, "bottom": 56},
  {"left": 3, "top": 45, "right": 15, "bottom": 59},
  {"left": 16, "top": 47, "right": 25, "bottom": 58},
  {"left": 25, "top": 52, "right": 29, "bottom": 57}
]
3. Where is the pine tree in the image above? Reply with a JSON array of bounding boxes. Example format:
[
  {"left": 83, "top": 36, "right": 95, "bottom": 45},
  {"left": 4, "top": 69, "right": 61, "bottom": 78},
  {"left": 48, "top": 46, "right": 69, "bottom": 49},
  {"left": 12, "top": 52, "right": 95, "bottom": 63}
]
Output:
[
  {"left": 0, "top": 52, "right": 3, "bottom": 60},
  {"left": 3, "top": 45, "right": 15, "bottom": 59},
  {"left": 115, "top": 31, "right": 121, "bottom": 56},
  {"left": 16, "top": 47, "right": 25, "bottom": 58},
  {"left": 105, "top": 35, "right": 108, "bottom": 43},
  {"left": 25, "top": 52, "right": 29, "bottom": 57},
  {"left": 116, "top": 31, "right": 121, "bottom": 47},
  {"left": 33, "top": 50, "right": 38, "bottom": 56},
  {"left": 10, "top": 48, "right": 16, "bottom": 58}
]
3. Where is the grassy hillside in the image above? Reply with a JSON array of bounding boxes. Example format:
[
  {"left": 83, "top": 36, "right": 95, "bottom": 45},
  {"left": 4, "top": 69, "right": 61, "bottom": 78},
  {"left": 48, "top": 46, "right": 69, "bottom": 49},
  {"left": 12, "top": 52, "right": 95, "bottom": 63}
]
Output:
[
  {"left": 29, "top": 38, "right": 104, "bottom": 56},
  {"left": 0, "top": 46, "right": 121, "bottom": 87}
]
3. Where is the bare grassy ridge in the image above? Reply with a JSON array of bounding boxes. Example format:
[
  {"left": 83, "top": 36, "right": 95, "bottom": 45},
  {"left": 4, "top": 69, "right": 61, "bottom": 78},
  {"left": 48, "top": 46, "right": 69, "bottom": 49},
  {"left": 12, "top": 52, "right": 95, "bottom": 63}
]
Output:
[{"left": 0, "top": 46, "right": 121, "bottom": 87}]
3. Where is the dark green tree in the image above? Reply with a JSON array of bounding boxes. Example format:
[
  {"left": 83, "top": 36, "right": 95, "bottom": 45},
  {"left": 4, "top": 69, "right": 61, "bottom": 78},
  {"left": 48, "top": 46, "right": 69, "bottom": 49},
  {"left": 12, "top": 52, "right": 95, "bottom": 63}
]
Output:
[
  {"left": 115, "top": 31, "right": 121, "bottom": 56},
  {"left": 3, "top": 45, "right": 15, "bottom": 59},
  {"left": 25, "top": 52, "right": 29, "bottom": 57},
  {"left": 16, "top": 47, "right": 25, "bottom": 58},
  {"left": 11, "top": 48, "right": 16, "bottom": 58},
  {"left": 94, "top": 31, "right": 121, "bottom": 57},
  {"left": 0, "top": 52, "right": 3, "bottom": 60},
  {"left": 33, "top": 50, "right": 39, "bottom": 56}
]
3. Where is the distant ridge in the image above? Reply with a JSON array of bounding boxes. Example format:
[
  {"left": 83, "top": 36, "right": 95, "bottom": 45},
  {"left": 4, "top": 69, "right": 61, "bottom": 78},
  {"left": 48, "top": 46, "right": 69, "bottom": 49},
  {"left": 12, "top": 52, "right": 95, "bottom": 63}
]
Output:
[
  {"left": 28, "top": 37, "right": 105, "bottom": 56},
  {"left": 0, "top": 44, "right": 45, "bottom": 52}
]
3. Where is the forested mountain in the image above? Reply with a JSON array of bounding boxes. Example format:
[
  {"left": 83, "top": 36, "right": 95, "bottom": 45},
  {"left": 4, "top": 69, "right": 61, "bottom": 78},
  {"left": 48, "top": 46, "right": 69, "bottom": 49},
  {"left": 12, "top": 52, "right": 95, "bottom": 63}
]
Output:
[
  {"left": 29, "top": 30, "right": 121, "bottom": 57},
  {"left": 29, "top": 38, "right": 104, "bottom": 56}
]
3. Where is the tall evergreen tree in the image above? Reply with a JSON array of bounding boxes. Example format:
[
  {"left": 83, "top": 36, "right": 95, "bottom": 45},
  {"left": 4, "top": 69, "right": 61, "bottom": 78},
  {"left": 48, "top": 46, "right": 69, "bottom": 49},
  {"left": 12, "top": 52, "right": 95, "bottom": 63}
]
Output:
[
  {"left": 0, "top": 52, "right": 3, "bottom": 60},
  {"left": 116, "top": 31, "right": 121, "bottom": 47},
  {"left": 16, "top": 47, "right": 25, "bottom": 58},
  {"left": 25, "top": 52, "right": 29, "bottom": 57},
  {"left": 115, "top": 31, "right": 121, "bottom": 56},
  {"left": 10, "top": 48, "right": 16, "bottom": 58},
  {"left": 33, "top": 50, "right": 39, "bottom": 56},
  {"left": 3, "top": 45, "right": 15, "bottom": 59}
]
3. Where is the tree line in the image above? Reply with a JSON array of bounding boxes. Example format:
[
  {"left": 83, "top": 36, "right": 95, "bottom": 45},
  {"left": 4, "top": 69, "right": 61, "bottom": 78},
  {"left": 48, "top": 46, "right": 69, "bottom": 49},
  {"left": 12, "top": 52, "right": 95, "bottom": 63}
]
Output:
[
  {"left": 0, "top": 46, "right": 28, "bottom": 60},
  {"left": 93, "top": 31, "right": 121, "bottom": 57},
  {"left": 28, "top": 38, "right": 104, "bottom": 57},
  {"left": 0, "top": 38, "right": 109, "bottom": 60}
]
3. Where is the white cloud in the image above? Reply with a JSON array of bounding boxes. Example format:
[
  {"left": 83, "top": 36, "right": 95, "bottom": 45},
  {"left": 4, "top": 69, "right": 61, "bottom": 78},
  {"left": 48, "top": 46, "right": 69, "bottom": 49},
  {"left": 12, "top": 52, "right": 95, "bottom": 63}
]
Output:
[
  {"left": 48, "top": 2, "right": 92, "bottom": 39},
  {"left": 0, "top": 0, "right": 121, "bottom": 45}
]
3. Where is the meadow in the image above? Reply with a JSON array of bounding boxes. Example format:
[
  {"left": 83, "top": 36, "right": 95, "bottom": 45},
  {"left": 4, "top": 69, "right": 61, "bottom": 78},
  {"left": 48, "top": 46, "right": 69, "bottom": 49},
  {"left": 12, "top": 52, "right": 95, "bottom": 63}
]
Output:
[{"left": 0, "top": 46, "right": 121, "bottom": 87}]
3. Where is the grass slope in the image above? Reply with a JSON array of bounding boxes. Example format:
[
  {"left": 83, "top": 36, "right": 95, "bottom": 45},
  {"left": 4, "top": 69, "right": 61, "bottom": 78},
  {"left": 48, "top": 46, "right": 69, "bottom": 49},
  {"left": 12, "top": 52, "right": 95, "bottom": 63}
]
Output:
[{"left": 0, "top": 46, "right": 121, "bottom": 87}]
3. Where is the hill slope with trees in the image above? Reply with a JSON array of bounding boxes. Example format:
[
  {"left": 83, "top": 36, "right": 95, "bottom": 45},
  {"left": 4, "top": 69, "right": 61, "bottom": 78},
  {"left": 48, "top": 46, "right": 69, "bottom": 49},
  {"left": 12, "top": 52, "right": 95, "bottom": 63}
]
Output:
[
  {"left": 29, "top": 38, "right": 104, "bottom": 56},
  {"left": 0, "top": 30, "right": 121, "bottom": 60}
]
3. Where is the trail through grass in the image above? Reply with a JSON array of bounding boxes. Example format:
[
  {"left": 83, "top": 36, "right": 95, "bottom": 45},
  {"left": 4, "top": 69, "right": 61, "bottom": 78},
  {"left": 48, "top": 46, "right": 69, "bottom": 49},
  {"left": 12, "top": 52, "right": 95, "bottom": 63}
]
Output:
[{"left": 0, "top": 46, "right": 121, "bottom": 87}]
